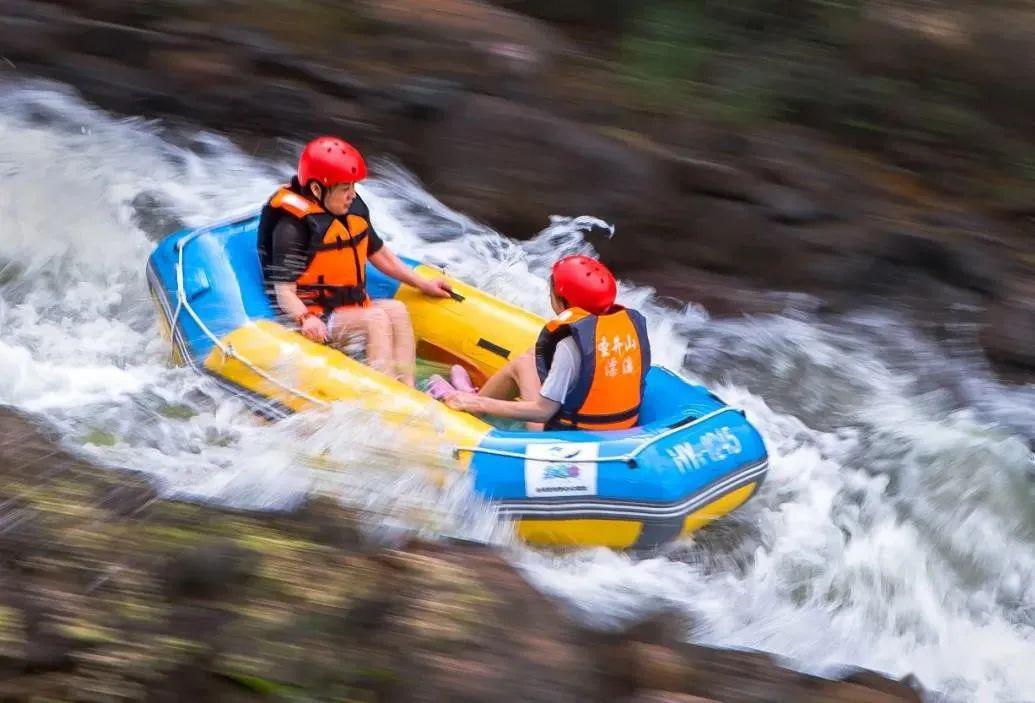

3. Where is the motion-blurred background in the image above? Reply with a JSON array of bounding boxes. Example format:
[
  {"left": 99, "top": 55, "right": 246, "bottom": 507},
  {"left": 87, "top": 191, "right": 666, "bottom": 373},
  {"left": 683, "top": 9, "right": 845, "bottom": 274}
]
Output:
[{"left": 1, "top": 2, "right": 1033, "bottom": 702}]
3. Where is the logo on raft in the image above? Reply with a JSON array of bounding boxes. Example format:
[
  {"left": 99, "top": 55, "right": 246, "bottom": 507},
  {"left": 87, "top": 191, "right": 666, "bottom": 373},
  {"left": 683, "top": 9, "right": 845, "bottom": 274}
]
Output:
[
  {"left": 524, "top": 443, "right": 599, "bottom": 498},
  {"left": 542, "top": 464, "right": 580, "bottom": 480}
]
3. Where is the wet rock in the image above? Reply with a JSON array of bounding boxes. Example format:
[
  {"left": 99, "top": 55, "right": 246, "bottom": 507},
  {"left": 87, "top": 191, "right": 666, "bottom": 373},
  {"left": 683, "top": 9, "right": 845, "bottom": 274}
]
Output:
[
  {"left": 626, "top": 264, "right": 815, "bottom": 317},
  {"left": 131, "top": 191, "right": 186, "bottom": 242},
  {"left": 66, "top": 17, "right": 186, "bottom": 65},
  {"left": 488, "top": 0, "right": 638, "bottom": 31},
  {"left": 334, "top": 591, "right": 398, "bottom": 638},
  {"left": 208, "top": 26, "right": 294, "bottom": 60},
  {"left": 288, "top": 495, "right": 364, "bottom": 551},
  {"left": 982, "top": 278, "right": 1035, "bottom": 369},
  {"left": 261, "top": 58, "right": 367, "bottom": 101},
  {"left": 624, "top": 610, "right": 694, "bottom": 646},
  {"left": 627, "top": 693, "right": 721, "bottom": 703},
  {"left": 0, "top": 16, "right": 68, "bottom": 65},
  {"left": 223, "top": 81, "right": 327, "bottom": 135},
  {"left": 869, "top": 228, "right": 1006, "bottom": 295},
  {"left": 579, "top": 611, "right": 695, "bottom": 700},
  {"left": 670, "top": 156, "right": 759, "bottom": 202},
  {"left": 162, "top": 541, "right": 258, "bottom": 601},
  {"left": 95, "top": 482, "right": 158, "bottom": 519},
  {"left": 149, "top": 47, "right": 248, "bottom": 91},
  {"left": 37, "top": 0, "right": 166, "bottom": 24},
  {"left": 360, "top": 0, "right": 572, "bottom": 62},
  {"left": 0, "top": 505, "right": 47, "bottom": 569},
  {"left": 630, "top": 642, "right": 692, "bottom": 693},
  {"left": 757, "top": 184, "right": 831, "bottom": 225},
  {"left": 652, "top": 196, "right": 774, "bottom": 278},
  {"left": 939, "top": 236, "right": 1007, "bottom": 296},
  {"left": 421, "top": 94, "right": 665, "bottom": 239},
  {"left": 45, "top": 53, "right": 175, "bottom": 116},
  {"left": 23, "top": 628, "right": 78, "bottom": 674},
  {"left": 806, "top": 680, "right": 920, "bottom": 703},
  {"left": 375, "top": 75, "right": 466, "bottom": 121},
  {"left": 840, "top": 669, "right": 925, "bottom": 703}
]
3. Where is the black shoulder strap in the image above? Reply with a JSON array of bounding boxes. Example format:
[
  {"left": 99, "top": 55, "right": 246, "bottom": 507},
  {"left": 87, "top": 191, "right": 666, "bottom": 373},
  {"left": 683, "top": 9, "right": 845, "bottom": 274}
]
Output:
[{"left": 534, "top": 324, "right": 572, "bottom": 382}]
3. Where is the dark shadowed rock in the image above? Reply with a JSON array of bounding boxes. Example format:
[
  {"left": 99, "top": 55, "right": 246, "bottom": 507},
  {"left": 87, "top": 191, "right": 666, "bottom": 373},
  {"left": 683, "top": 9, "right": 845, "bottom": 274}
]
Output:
[
  {"left": 131, "top": 191, "right": 186, "bottom": 242},
  {"left": 0, "top": 15, "right": 69, "bottom": 65},
  {"left": 671, "top": 156, "right": 759, "bottom": 202},
  {"left": 487, "top": 0, "right": 638, "bottom": 30},
  {"left": 66, "top": 17, "right": 187, "bottom": 65},
  {"left": 626, "top": 693, "right": 721, "bottom": 703},
  {"left": 162, "top": 541, "right": 258, "bottom": 601},
  {"left": 360, "top": 0, "right": 573, "bottom": 62},
  {"left": 44, "top": 53, "right": 176, "bottom": 116},
  {"left": 261, "top": 58, "right": 367, "bottom": 101},
  {"left": 623, "top": 610, "right": 694, "bottom": 646},
  {"left": 224, "top": 81, "right": 325, "bottom": 134},
  {"left": 841, "top": 668, "right": 925, "bottom": 703},
  {"left": 149, "top": 47, "right": 248, "bottom": 91},
  {"left": 23, "top": 628, "right": 79, "bottom": 674},
  {"left": 869, "top": 228, "right": 1006, "bottom": 295},
  {"left": 656, "top": 197, "right": 772, "bottom": 277},
  {"left": 95, "top": 482, "right": 158, "bottom": 519},
  {"left": 421, "top": 94, "right": 667, "bottom": 238},
  {"left": 373, "top": 75, "right": 466, "bottom": 121},
  {"left": 757, "top": 184, "right": 831, "bottom": 225},
  {"left": 982, "top": 278, "right": 1035, "bottom": 369},
  {"left": 0, "top": 504, "right": 47, "bottom": 568}
]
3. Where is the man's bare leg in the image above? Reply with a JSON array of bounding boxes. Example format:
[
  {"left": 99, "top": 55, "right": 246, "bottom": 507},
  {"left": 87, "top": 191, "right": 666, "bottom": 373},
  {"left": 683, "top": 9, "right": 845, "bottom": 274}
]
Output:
[
  {"left": 372, "top": 299, "right": 417, "bottom": 387},
  {"left": 328, "top": 305, "right": 394, "bottom": 376}
]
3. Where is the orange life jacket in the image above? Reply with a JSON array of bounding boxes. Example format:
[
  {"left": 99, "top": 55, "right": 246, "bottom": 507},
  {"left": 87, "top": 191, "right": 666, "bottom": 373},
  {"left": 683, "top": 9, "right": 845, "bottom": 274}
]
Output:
[
  {"left": 534, "top": 306, "right": 650, "bottom": 431},
  {"left": 266, "top": 186, "right": 371, "bottom": 315}
]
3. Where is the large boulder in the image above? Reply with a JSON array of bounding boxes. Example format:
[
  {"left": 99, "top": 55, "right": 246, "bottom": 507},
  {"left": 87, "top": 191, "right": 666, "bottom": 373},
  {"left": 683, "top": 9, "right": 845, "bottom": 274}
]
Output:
[
  {"left": 418, "top": 94, "right": 671, "bottom": 243},
  {"left": 358, "top": 0, "right": 574, "bottom": 96},
  {"left": 359, "top": 0, "right": 572, "bottom": 57},
  {"left": 866, "top": 228, "right": 1006, "bottom": 296}
]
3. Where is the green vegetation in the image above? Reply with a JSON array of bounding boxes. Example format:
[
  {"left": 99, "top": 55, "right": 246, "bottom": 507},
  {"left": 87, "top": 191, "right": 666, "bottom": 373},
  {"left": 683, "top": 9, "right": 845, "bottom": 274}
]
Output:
[{"left": 616, "top": 0, "right": 1034, "bottom": 184}]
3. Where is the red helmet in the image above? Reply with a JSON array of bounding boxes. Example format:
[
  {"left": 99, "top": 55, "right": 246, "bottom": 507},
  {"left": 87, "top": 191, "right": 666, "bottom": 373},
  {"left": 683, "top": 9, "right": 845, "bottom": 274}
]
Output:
[
  {"left": 550, "top": 255, "right": 617, "bottom": 314},
  {"left": 297, "top": 136, "right": 368, "bottom": 187}
]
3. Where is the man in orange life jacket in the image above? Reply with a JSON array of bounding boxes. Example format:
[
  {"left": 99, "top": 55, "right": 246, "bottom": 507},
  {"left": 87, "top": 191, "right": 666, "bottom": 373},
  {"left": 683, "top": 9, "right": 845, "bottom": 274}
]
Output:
[
  {"left": 258, "top": 136, "right": 452, "bottom": 386},
  {"left": 436, "top": 256, "right": 651, "bottom": 431}
]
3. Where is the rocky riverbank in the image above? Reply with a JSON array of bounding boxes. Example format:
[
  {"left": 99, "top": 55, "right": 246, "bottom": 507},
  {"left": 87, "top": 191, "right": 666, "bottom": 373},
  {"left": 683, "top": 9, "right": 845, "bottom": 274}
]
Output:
[
  {"left": 1, "top": 0, "right": 1033, "bottom": 372},
  {"left": 0, "top": 407, "right": 926, "bottom": 702}
]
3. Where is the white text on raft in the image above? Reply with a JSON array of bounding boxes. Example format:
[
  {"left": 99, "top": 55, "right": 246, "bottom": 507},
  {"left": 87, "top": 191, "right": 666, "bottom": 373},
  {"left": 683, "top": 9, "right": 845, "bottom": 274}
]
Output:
[{"left": 666, "top": 427, "right": 742, "bottom": 472}]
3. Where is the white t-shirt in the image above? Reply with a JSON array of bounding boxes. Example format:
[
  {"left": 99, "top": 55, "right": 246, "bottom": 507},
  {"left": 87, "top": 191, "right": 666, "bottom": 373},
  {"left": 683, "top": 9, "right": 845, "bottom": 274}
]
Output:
[{"left": 539, "top": 337, "right": 581, "bottom": 404}]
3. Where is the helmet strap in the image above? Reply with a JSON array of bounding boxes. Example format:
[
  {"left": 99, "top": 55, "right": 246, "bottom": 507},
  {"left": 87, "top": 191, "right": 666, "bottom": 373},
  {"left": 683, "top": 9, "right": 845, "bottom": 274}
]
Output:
[{"left": 308, "top": 182, "right": 332, "bottom": 210}]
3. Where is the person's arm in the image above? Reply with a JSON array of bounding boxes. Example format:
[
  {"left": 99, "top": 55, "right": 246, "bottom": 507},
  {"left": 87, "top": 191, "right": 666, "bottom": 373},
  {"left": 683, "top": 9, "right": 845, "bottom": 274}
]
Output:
[
  {"left": 274, "top": 282, "right": 308, "bottom": 320},
  {"left": 274, "top": 282, "right": 327, "bottom": 342},
  {"left": 446, "top": 392, "right": 561, "bottom": 422},
  {"left": 369, "top": 246, "right": 453, "bottom": 298},
  {"left": 268, "top": 218, "right": 327, "bottom": 342}
]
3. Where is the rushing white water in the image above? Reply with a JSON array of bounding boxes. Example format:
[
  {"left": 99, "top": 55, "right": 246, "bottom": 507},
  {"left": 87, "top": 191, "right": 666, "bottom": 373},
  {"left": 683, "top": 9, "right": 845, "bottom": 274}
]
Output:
[{"left": 2, "top": 81, "right": 1034, "bottom": 702}]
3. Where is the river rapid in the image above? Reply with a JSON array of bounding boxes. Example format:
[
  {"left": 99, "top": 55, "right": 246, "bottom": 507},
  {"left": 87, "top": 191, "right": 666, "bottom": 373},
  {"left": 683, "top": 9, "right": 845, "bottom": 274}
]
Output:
[{"left": 2, "top": 81, "right": 1034, "bottom": 702}]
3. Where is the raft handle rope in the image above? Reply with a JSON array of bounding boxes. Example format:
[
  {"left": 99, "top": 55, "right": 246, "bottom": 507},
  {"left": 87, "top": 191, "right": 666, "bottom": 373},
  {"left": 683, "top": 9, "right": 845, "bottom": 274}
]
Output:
[
  {"left": 452, "top": 406, "right": 740, "bottom": 468},
  {"left": 174, "top": 232, "right": 331, "bottom": 408}
]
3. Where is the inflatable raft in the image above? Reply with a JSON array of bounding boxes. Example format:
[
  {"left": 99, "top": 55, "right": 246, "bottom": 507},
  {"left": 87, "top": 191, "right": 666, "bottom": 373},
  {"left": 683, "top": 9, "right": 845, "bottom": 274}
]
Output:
[{"left": 146, "top": 213, "right": 769, "bottom": 549}]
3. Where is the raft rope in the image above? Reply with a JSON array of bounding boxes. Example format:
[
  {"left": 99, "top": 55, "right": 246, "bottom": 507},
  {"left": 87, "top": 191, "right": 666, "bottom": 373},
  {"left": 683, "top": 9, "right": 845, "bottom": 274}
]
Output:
[
  {"left": 452, "top": 406, "right": 741, "bottom": 468},
  {"left": 174, "top": 232, "right": 331, "bottom": 408}
]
